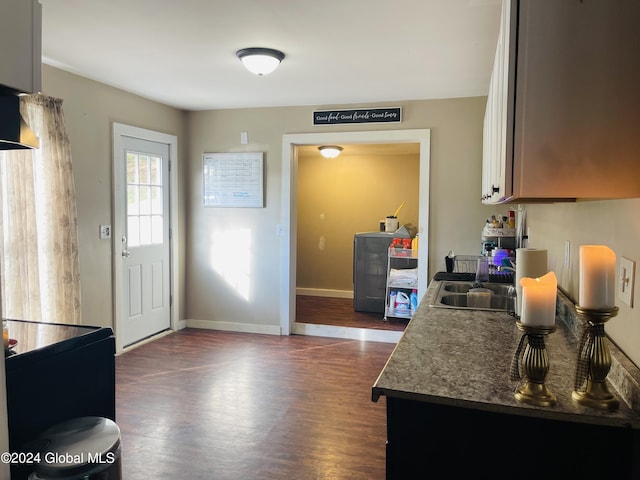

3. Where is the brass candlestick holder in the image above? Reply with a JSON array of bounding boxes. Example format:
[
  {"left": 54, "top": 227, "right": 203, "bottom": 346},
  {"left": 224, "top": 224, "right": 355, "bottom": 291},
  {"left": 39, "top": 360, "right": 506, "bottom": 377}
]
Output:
[
  {"left": 511, "top": 322, "right": 557, "bottom": 407},
  {"left": 572, "top": 306, "right": 619, "bottom": 411}
]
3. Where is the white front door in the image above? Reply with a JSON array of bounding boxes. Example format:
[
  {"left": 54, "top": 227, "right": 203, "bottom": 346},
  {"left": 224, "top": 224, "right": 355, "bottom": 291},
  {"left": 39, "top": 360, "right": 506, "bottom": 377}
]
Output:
[{"left": 119, "top": 136, "right": 171, "bottom": 347}]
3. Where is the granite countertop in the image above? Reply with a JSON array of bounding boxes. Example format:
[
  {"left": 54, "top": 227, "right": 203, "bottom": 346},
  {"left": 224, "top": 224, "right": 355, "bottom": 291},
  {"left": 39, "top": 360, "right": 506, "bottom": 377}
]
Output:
[{"left": 372, "top": 274, "right": 640, "bottom": 429}]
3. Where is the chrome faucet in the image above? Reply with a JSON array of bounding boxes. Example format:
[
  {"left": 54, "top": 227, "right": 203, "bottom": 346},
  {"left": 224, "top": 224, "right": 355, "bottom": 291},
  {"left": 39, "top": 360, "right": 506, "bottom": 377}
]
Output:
[{"left": 507, "top": 284, "right": 519, "bottom": 318}]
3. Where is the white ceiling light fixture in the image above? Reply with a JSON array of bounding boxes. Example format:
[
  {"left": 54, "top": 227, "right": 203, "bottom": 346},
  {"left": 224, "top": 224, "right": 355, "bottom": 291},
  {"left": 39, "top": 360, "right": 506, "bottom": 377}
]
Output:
[
  {"left": 318, "top": 145, "right": 343, "bottom": 158},
  {"left": 236, "top": 47, "right": 285, "bottom": 76}
]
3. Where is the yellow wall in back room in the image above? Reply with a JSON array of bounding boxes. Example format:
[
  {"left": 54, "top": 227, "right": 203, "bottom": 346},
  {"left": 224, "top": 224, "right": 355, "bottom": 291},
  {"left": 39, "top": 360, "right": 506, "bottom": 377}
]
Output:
[{"left": 296, "top": 149, "right": 419, "bottom": 292}]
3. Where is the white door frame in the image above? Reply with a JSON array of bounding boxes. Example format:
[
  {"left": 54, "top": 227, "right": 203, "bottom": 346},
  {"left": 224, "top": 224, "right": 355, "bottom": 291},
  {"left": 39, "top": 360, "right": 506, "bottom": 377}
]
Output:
[
  {"left": 280, "top": 129, "right": 431, "bottom": 335},
  {"left": 112, "top": 123, "right": 180, "bottom": 352}
]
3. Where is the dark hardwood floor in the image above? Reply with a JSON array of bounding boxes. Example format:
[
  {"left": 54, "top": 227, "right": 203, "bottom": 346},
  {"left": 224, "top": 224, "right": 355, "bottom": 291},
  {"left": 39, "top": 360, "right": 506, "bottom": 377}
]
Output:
[
  {"left": 295, "top": 295, "right": 407, "bottom": 332},
  {"left": 116, "top": 329, "right": 395, "bottom": 479}
]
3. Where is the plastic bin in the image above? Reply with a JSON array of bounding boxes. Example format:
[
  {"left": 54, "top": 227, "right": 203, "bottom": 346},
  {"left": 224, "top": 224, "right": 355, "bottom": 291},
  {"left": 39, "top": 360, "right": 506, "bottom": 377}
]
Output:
[{"left": 28, "top": 417, "right": 121, "bottom": 479}]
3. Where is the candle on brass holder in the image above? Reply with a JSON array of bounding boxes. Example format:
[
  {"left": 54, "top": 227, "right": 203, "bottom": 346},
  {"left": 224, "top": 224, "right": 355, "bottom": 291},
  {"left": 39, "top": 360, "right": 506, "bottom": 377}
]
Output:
[
  {"left": 572, "top": 306, "right": 619, "bottom": 411},
  {"left": 511, "top": 321, "right": 557, "bottom": 407}
]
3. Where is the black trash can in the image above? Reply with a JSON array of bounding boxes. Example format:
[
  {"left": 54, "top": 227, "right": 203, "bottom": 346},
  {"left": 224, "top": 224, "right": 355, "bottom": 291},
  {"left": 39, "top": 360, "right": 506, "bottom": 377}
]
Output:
[{"left": 28, "top": 417, "right": 121, "bottom": 480}]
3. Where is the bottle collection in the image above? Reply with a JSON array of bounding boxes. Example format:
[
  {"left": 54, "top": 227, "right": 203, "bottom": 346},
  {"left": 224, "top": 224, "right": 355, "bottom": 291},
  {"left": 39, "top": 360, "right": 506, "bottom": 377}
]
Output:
[
  {"left": 386, "top": 236, "right": 419, "bottom": 320},
  {"left": 388, "top": 288, "right": 419, "bottom": 317}
]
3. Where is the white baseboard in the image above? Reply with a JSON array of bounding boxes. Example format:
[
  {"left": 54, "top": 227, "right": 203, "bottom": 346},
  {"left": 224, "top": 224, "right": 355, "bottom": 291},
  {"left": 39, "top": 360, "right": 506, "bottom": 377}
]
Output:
[
  {"left": 296, "top": 288, "right": 353, "bottom": 299},
  {"left": 292, "top": 322, "right": 402, "bottom": 343},
  {"left": 185, "top": 319, "right": 282, "bottom": 336},
  {"left": 185, "top": 319, "right": 401, "bottom": 343},
  {"left": 118, "top": 319, "right": 401, "bottom": 349}
]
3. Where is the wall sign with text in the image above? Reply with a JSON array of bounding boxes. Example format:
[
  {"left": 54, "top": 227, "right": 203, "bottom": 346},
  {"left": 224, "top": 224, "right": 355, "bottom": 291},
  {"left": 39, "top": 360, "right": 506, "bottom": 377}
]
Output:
[{"left": 313, "top": 107, "right": 402, "bottom": 125}]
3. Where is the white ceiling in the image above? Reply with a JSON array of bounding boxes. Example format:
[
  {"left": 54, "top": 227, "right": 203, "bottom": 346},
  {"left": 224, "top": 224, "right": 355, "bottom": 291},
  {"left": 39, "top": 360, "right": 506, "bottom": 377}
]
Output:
[{"left": 40, "top": 0, "right": 501, "bottom": 111}]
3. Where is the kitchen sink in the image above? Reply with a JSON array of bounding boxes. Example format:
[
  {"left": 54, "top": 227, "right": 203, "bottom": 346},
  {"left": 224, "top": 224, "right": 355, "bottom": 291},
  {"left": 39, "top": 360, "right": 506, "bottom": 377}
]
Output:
[
  {"left": 430, "top": 281, "right": 514, "bottom": 312},
  {"left": 442, "top": 282, "right": 512, "bottom": 296},
  {"left": 438, "top": 293, "right": 511, "bottom": 310}
]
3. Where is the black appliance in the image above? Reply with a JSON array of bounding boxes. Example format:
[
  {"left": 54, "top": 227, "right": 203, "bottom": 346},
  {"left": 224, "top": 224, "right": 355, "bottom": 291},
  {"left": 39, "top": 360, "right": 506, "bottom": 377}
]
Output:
[
  {"left": 0, "top": 93, "right": 39, "bottom": 150},
  {"left": 353, "top": 232, "right": 407, "bottom": 313},
  {"left": 4, "top": 319, "right": 115, "bottom": 479}
]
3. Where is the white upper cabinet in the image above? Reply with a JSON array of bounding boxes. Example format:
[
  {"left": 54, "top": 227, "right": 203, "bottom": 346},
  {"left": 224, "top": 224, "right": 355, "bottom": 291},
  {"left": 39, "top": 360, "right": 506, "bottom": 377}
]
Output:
[
  {"left": 482, "top": 0, "right": 640, "bottom": 204},
  {"left": 0, "top": 0, "right": 42, "bottom": 93},
  {"left": 482, "top": 0, "right": 515, "bottom": 203}
]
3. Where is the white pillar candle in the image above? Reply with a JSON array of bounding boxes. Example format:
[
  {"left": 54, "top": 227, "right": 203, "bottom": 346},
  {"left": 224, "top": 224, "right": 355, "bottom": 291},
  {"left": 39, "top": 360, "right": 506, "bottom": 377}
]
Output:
[
  {"left": 520, "top": 271, "right": 557, "bottom": 327},
  {"left": 579, "top": 245, "right": 616, "bottom": 309}
]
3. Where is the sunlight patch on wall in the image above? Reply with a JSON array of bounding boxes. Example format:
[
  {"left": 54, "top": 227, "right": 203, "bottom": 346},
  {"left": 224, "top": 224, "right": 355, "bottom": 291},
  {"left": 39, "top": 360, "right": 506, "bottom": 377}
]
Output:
[{"left": 210, "top": 227, "right": 251, "bottom": 301}]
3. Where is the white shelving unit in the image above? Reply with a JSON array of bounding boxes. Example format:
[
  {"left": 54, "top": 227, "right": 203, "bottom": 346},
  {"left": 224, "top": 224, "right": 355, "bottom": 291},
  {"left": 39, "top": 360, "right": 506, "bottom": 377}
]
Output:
[{"left": 384, "top": 246, "right": 418, "bottom": 321}]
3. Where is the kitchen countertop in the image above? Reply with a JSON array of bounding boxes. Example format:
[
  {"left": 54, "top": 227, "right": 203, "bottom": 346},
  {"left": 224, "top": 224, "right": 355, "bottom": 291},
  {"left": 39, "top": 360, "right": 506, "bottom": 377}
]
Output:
[{"left": 372, "top": 274, "right": 640, "bottom": 429}]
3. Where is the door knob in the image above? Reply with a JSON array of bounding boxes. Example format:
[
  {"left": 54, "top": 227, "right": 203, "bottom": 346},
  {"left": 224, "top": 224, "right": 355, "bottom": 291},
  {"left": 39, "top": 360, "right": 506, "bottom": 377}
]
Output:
[{"left": 121, "top": 235, "right": 130, "bottom": 257}]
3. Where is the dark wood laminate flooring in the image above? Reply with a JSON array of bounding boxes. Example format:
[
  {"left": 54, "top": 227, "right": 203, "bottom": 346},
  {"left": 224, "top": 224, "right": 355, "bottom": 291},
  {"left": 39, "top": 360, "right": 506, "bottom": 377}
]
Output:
[
  {"left": 116, "top": 329, "right": 395, "bottom": 479},
  {"left": 296, "top": 295, "right": 407, "bottom": 332}
]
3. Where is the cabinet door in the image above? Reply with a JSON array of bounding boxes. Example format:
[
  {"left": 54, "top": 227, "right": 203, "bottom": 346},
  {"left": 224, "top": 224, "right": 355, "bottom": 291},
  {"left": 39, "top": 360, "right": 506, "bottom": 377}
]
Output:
[
  {"left": 482, "top": 0, "right": 517, "bottom": 204},
  {"left": 0, "top": 0, "right": 42, "bottom": 93},
  {"left": 512, "top": 0, "right": 640, "bottom": 199}
]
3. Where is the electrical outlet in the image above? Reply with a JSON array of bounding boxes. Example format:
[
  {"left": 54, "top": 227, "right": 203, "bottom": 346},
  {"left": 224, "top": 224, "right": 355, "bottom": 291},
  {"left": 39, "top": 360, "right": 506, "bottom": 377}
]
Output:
[
  {"left": 99, "top": 224, "right": 112, "bottom": 239},
  {"left": 618, "top": 257, "right": 635, "bottom": 307}
]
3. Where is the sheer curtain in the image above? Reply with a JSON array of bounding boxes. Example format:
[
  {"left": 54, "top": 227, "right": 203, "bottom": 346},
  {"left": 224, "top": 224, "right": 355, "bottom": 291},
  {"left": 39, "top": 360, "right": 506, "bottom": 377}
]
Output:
[{"left": 0, "top": 94, "right": 81, "bottom": 324}]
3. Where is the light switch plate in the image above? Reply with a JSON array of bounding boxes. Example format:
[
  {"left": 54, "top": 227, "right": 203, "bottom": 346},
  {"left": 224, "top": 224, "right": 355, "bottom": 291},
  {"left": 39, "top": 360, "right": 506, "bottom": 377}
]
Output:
[
  {"left": 618, "top": 256, "right": 635, "bottom": 307},
  {"left": 99, "top": 224, "right": 112, "bottom": 239}
]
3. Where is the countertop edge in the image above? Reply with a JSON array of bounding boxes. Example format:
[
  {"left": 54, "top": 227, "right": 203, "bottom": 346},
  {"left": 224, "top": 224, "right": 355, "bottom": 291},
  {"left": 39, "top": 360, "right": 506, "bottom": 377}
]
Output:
[
  {"left": 373, "top": 385, "right": 640, "bottom": 429},
  {"left": 372, "top": 277, "right": 640, "bottom": 429}
]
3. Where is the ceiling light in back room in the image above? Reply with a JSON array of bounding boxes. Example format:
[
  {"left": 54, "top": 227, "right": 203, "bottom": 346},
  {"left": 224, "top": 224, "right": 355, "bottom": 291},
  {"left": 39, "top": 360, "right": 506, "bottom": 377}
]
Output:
[
  {"left": 318, "top": 145, "right": 343, "bottom": 158},
  {"left": 236, "top": 47, "right": 285, "bottom": 76}
]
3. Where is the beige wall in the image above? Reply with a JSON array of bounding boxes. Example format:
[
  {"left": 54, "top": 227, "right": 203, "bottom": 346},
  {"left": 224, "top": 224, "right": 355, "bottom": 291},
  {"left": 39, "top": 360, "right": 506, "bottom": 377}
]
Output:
[
  {"left": 297, "top": 150, "right": 420, "bottom": 292},
  {"left": 37, "top": 66, "right": 640, "bottom": 368},
  {"left": 526, "top": 200, "right": 640, "bottom": 367},
  {"left": 41, "top": 65, "right": 187, "bottom": 328},
  {"left": 186, "top": 97, "right": 503, "bottom": 331},
  {"left": 38, "top": 68, "right": 508, "bottom": 341}
]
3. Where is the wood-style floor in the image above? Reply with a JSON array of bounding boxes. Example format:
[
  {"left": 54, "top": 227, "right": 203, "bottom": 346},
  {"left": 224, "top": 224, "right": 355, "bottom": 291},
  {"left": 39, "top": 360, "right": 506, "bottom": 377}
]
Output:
[
  {"left": 115, "top": 328, "right": 396, "bottom": 479},
  {"left": 295, "top": 295, "right": 407, "bottom": 332}
]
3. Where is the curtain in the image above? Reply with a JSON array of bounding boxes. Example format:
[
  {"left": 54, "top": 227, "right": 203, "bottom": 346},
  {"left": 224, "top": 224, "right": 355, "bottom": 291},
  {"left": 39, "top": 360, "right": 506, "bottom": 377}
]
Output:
[{"left": 0, "top": 94, "right": 81, "bottom": 324}]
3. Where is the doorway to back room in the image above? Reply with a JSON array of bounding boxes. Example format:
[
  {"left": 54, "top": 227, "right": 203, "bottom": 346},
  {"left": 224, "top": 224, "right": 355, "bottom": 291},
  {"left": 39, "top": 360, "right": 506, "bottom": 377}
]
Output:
[
  {"left": 280, "top": 129, "right": 431, "bottom": 342},
  {"left": 296, "top": 143, "right": 419, "bottom": 337}
]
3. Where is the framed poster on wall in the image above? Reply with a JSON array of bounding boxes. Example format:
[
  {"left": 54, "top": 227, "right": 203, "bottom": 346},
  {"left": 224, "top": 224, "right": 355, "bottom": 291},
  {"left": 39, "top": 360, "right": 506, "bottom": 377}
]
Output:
[{"left": 202, "top": 152, "right": 264, "bottom": 207}]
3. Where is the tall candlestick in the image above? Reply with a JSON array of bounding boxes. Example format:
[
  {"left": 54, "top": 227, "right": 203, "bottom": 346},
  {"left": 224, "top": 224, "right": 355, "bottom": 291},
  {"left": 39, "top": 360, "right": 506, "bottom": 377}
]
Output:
[
  {"left": 579, "top": 245, "right": 616, "bottom": 309},
  {"left": 520, "top": 271, "right": 557, "bottom": 327}
]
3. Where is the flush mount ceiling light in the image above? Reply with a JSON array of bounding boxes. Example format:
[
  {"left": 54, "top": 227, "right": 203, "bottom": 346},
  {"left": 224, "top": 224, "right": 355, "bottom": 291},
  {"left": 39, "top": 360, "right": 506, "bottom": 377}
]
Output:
[
  {"left": 236, "top": 47, "right": 285, "bottom": 76},
  {"left": 318, "top": 145, "right": 343, "bottom": 158}
]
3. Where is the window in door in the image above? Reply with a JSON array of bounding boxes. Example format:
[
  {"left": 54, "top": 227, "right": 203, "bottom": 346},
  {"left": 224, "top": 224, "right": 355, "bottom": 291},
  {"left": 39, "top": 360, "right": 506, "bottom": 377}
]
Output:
[{"left": 127, "top": 151, "right": 164, "bottom": 247}]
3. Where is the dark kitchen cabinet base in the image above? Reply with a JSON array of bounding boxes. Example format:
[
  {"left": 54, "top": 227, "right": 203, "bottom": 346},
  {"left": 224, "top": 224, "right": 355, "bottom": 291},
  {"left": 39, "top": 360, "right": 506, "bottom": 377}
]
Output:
[{"left": 386, "top": 397, "right": 640, "bottom": 480}]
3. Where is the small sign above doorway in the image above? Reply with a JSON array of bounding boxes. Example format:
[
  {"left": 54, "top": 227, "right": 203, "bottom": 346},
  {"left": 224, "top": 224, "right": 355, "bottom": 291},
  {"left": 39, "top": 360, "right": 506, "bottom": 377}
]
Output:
[{"left": 313, "top": 107, "right": 402, "bottom": 125}]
